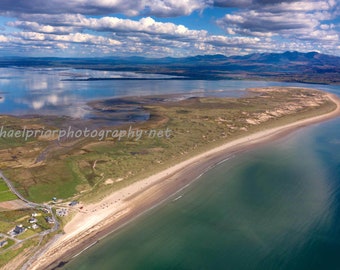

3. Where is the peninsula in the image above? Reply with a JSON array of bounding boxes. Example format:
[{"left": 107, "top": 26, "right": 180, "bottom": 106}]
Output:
[{"left": 0, "top": 87, "right": 339, "bottom": 270}]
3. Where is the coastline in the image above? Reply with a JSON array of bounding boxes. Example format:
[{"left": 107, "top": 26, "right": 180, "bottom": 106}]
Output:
[{"left": 25, "top": 92, "right": 340, "bottom": 270}]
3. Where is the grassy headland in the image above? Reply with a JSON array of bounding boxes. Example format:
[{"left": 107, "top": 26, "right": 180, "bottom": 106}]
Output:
[{"left": 0, "top": 87, "right": 336, "bottom": 204}]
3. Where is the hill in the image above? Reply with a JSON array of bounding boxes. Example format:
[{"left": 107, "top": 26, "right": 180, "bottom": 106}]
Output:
[{"left": 0, "top": 51, "right": 339, "bottom": 84}]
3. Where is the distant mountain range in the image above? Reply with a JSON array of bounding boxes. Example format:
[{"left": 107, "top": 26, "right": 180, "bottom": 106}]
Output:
[{"left": 1, "top": 51, "right": 339, "bottom": 84}]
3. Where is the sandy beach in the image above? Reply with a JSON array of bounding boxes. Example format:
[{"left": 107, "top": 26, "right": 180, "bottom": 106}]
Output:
[{"left": 25, "top": 92, "right": 340, "bottom": 270}]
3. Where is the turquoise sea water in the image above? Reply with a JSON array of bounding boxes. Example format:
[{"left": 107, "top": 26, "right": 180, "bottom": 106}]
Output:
[{"left": 63, "top": 112, "right": 340, "bottom": 269}]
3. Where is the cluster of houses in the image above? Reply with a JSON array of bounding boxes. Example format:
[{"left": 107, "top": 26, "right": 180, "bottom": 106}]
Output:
[
  {"left": 28, "top": 212, "right": 40, "bottom": 230},
  {"left": 8, "top": 213, "right": 39, "bottom": 237},
  {"left": 29, "top": 212, "right": 55, "bottom": 225},
  {"left": 7, "top": 212, "right": 55, "bottom": 239}
]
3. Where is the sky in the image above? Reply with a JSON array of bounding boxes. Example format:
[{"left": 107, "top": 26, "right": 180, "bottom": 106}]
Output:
[{"left": 0, "top": 0, "right": 339, "bottom": 57}]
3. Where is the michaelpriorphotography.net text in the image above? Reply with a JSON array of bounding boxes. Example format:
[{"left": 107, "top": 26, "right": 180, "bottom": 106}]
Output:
[{"left": 0, "top": 126, "right": 173, "bottom": 141}]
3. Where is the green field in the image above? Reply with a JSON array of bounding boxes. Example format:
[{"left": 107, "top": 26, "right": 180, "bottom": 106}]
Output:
[
  {"left": 0, "top": 238, "right": 40, "bottom": 268},
  {"left": 0, "top": 180, "right": 17, "bottom": 202},
  {"left": 0, "top": 238, "right": 15, "bottom": 250}
]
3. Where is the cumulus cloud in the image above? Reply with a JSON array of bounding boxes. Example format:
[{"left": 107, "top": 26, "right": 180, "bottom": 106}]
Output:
[
  {"left": 77, "top": 16, "right": 205, "bottom": 38},
  {"left": 217, "top": 0, "right": 339, "bottom": 43},
  {"left": 0, "top": 0, "right": 144, "bottom": 16},
  {"left": 0, "top": 0, "right": 209, "bottom": 17},
  {"left": 0, "top": 0, "right": 339, "bottom": 57},
  {"left": 10, "top": 15, "right": 207, "bottom": 40},
  {"left": 16, "top": 31, "right": 121, "bottom": 46},
  {"left": 8, "top": 21, "right": 75, "bottom": 34},
  {"left": 260, "top": 1, "right": 334, "bottom": 12},
  {"left": 146, "top": 0, "right": 208, "bottom": 17},
  {"left": 0, "top": 14, "right": 263, "bottom": 57},
  {"left": 0, "top": 35, "right": 9, "bottom": 42},
  {"left": 218, "top": 11, "right": 319, "bottom": 35}
]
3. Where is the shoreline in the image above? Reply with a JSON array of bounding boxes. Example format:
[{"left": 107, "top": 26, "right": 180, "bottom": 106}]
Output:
[{"left": 26, "top": 92, "right": 340, "bottom": 270}]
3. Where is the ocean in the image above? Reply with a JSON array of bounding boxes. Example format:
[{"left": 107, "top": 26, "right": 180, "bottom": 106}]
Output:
[{"left": 63, "top": 117, "right": 340, "bottom": 270}]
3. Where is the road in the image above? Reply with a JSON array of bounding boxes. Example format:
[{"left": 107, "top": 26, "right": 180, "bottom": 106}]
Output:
[
  {"left": 0, "top": 170, "right": 60, "bottom": 237},
  {"left": 0, "top": 171, "right": 39, "bottom": 207}
]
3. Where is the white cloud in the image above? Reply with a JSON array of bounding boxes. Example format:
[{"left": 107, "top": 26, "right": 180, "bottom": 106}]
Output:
[
  {"left": 217, "top": 0, "right": 339, "bottom": 45},
  {"left": 11, "top": 15, "right": 207, "bottom": 39},
  {"left": 16, "top": 31, "right": 121, "bottom": 45},
  {"left": 32, "top": 100, "right": 44, "bottom": 110},
  {"left": 0, "top": 35, "right": 9, "bottom": 42},
  {"left": 145, "top": 0, "right": 208, "bottom": 17},
  {"left": 0, "top": 0, "right": 210, "bottom": 17},
  {"left": 8, "top": 21, "right": 75, "bottom": 34},
  {"left": 0, "top": 0, "right": 339, "bottom": 56},
  {"left": 218, "top": 9, "right": 318, "bottom": 36},
  {"left": 260, "top": 1, "right": 334, "bottom": 12}
]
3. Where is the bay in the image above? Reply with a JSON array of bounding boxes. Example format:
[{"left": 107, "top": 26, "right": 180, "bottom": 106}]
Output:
[{"left": 1, "top": 67, "right": 338, "bottom": 118}]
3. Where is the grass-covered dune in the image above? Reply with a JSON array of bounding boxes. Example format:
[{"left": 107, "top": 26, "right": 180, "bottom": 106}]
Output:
[{"left": 0, "top": 87, "right": 336, "bottom": 204}]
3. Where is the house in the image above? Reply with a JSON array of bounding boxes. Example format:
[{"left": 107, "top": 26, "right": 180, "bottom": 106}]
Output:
[
  {"left": 45, "top": 216, "right": 55, "bottom": 224},
  {"left": 9, "top": 224, "right": 26, "bottom": 236},
  {"left": 14, "top": 225, "right": 25, "bottom": 234},
  {"left": 32, "top": 224, "right": 39, "bottom": 230},
  {"left": 0, "top": 240, "right": 8, "bottom": 248},
  {"left": 28, "top": 217, "right": 38, "bottom": 224},
  {"left": 32, "top": 212, "right": 38, "bottom": 217}
]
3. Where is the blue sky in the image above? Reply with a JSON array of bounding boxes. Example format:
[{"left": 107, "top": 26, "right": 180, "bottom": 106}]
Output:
[{"left": 0, "top": 0, "right": 339, "bottom": 57}]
